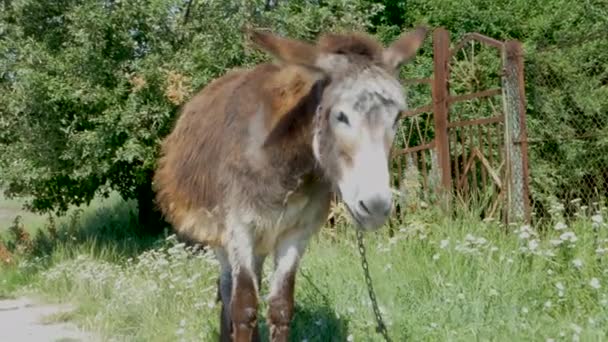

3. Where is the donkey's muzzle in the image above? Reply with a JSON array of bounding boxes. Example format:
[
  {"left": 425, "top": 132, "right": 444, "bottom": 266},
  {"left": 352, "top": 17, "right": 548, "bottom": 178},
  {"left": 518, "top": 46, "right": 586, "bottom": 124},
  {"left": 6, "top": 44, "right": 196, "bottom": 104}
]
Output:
[{"left": 354, "top": 195, "right": 392, "bottom": 230}]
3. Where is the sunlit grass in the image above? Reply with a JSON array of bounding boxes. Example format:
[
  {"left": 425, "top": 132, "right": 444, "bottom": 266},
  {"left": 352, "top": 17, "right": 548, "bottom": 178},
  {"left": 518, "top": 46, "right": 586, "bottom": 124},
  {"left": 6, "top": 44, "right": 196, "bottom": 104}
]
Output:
[{"left": 1, "top": 198, "right": 607, "bottom": 341}]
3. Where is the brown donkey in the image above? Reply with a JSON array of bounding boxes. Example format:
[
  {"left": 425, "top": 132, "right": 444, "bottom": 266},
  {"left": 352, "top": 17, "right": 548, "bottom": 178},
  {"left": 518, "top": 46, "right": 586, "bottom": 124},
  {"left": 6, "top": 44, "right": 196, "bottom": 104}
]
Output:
[{"left": 153, "top": 26, "right": 427, "bottom": 341}]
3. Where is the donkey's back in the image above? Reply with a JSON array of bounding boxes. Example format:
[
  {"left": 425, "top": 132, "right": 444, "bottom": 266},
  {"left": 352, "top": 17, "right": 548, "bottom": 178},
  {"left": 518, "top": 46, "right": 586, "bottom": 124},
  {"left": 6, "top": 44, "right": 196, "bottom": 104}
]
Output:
[{"left": 154, "top": 61, "right": 328, "bottom": 248}]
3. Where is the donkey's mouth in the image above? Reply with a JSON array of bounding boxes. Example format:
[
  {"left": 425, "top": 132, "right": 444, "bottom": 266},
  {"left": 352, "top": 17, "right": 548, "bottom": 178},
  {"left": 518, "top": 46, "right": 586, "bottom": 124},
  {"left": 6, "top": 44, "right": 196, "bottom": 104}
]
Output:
[{"left": 343, "top": 202, "right": 367, "bottom": 229}]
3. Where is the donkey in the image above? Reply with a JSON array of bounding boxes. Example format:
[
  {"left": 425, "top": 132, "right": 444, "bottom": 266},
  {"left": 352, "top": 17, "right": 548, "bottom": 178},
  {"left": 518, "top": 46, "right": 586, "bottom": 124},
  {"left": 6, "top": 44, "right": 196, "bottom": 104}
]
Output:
[{"left": 153, "top": 26, "right": 427, "bottom": 341}]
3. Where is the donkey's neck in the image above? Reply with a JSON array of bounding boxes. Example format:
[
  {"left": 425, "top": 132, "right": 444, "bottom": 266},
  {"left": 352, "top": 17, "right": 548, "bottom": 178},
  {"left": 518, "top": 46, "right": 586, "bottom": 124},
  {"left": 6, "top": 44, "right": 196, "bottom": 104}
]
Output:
[{"left": 260, "top": 76, "right": 329, "bottom": 192}]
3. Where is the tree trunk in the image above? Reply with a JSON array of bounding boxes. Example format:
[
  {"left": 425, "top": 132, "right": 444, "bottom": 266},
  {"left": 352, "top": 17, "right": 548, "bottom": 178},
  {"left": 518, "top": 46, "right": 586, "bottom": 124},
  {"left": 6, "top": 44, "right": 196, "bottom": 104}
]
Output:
[{"left": 136, "top": 170, "right": 167, "bottom": 236}]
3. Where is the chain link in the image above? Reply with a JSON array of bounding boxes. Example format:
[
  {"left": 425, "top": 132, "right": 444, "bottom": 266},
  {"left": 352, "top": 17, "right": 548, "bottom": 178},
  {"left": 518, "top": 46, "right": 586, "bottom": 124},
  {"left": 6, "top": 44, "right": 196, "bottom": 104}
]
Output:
[{"left": 356, "top": 230, "right": 392, "bottom": 342}]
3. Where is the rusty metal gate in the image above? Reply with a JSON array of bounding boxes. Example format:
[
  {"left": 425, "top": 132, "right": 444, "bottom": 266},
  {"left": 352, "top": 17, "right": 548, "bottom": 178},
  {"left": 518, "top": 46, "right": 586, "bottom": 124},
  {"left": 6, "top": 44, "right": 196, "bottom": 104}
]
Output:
[{"left": 391, "top": 27, "right": 531, "bottom": 224}]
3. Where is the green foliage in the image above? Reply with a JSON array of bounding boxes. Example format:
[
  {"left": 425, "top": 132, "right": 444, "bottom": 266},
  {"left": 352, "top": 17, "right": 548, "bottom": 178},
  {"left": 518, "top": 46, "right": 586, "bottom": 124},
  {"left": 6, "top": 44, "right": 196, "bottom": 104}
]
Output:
[
  {"left": 1, "top": 0, "right": 606, "bottom": 220},
  {"left": 0, "top": 0, "right": 380, "bottom": 215},
  {"left": 371, "top": 0, "right": 608, "bottom": 216}
]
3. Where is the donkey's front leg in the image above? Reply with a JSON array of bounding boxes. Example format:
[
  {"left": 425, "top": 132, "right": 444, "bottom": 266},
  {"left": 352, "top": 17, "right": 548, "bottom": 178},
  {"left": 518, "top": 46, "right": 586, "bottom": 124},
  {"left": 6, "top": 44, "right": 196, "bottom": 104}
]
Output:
[
  {"left": 267, "top": 232, "right": 310, "bottom": 342},
  {"left": 226, "top": 220, "right": 260, "bottom": 342}
]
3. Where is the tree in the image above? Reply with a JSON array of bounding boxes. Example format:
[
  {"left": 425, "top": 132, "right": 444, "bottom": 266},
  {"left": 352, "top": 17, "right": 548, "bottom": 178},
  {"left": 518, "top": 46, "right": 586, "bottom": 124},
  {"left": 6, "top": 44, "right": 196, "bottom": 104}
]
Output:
[{"left": 0, "top": 0, "right": 380, "bottom": 233}]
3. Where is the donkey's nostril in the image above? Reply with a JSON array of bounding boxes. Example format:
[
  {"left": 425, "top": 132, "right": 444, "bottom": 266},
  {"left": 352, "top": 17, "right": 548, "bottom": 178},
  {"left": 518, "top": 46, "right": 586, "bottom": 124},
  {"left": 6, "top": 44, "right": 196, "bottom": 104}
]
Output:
[
  {"left": 359, "top": 197, "right": 392, "bottom": 217},
  {"left": 358, "top": 200, "right": 371, "bottom": 214}
]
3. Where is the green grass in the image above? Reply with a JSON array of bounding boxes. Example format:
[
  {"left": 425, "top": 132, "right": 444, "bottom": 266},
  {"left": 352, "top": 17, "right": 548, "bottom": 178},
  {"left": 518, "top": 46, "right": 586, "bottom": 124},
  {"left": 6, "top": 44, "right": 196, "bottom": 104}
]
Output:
[
  {"left": 0, "top": 191, "right": 46, "bottom": 233},
  {"left": 1, "top": 198, "right": 607, "bottom": 341}
]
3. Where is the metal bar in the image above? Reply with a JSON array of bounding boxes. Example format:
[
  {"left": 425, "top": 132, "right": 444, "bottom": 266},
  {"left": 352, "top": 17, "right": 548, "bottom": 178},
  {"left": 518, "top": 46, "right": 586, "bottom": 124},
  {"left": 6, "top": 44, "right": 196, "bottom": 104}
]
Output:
[
  {"left": 478, "top": 125, "right": 487, "bottom": 188},
  {"left": 487, "top": 123, "right": 494, "bottom": 168},
  {"left": 460, "top": 124, "right": 467, "bottom": 193},
  {"left": 432, "top": 28, "right": 453, "bottom": 202},
  {"left": 393, "top": 141, "right": 436, "bottom": 156},
  {"left": 413, "top": 151, "right": 420, "bottom": 189},
  {"left": 452, "top": 129, "right": 460, "bottom": 191},
  {"left": 450, "top": 32, "right": 504, "bottom": 57},
  {"left": 469, "top": 126, "right": 478, "bottom": 191},
  {"left": 419, "top": 150, "right": 429, "bottom": 191},
  {"left": 448, "top": 88, "right": 502, "bottom": 104},
  {"left": 400, "top": 104, "right": 433, "bottom": 118},
  {"left": 448, "top": 114, "right": 504, "bottom": 128},
  {"left": 475, "top": 149, "right": 503, "bottom": 189},
  {"left": 397, "top": 155, "right": 403, "bottom": 190}
]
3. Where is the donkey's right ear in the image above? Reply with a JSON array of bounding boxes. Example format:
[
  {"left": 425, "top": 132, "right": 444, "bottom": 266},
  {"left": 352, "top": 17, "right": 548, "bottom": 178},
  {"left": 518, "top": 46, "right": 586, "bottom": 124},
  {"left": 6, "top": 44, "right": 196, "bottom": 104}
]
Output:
[{"left": 244, "top": 27, "right": 321, "bottom": 68}]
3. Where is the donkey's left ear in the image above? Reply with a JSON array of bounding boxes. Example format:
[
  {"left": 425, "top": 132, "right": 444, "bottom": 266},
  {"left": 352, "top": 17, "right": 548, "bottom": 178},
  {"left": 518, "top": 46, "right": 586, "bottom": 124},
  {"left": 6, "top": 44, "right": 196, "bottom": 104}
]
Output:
[
  {"left": 382, "top": 26, "right": 429, "bottom": 71},
  {"left": 243, "top": 27, "right": 320, "bottom": 68}
]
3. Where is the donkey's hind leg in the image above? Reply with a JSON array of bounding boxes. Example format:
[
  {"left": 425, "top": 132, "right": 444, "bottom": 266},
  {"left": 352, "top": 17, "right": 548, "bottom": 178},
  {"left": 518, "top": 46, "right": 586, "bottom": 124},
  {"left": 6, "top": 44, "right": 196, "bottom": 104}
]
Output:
[{"left": 215, "top": 248, "right": 233, "bottom": 342}]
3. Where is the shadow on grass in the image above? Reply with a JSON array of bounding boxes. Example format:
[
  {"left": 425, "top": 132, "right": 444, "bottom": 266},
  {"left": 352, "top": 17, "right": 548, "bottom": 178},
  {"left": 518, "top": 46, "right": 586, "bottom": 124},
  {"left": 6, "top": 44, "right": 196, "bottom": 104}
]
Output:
[
  {"left": 7, "top": 195, "right": 166, "bottom": 261},
  {"left": 263, "top": 269, "right": 350, "bottom": 342},
  {"left": 288, "top": 303, "right": 350, "bottom": 342}
]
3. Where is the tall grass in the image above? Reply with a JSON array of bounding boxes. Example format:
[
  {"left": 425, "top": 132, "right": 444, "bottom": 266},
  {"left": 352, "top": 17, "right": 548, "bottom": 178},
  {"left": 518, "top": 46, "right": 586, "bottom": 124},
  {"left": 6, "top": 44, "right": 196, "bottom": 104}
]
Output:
[{"left": 1, "top": 196, "right": 607, "bottom": 341}]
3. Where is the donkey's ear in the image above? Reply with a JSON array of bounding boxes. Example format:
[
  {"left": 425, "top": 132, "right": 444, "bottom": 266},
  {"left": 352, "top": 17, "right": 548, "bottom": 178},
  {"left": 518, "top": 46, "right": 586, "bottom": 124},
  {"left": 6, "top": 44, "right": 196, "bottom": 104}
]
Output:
[
  {"left": 244, "top": 28, "right": 321, "bottom": 68},
  {"left": 382, "top": 26, "right": 429, "bottom": 70}
]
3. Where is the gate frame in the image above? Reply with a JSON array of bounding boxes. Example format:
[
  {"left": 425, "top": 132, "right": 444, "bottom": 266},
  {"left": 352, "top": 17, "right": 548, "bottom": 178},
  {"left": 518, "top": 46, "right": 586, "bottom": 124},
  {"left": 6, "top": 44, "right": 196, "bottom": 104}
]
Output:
[{"left": 396, "top": 27, "right": 531, "bottom": 224}]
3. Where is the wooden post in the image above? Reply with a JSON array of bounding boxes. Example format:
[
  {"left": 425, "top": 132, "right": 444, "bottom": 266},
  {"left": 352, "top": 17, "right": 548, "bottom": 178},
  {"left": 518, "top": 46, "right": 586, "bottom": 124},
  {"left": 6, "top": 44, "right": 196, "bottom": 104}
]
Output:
[
  {"left": 432, "top": 28, "right": 452, "bottom": 209},
  {"left": 501, "top": 40, "right": 531, "bottom": 224}
]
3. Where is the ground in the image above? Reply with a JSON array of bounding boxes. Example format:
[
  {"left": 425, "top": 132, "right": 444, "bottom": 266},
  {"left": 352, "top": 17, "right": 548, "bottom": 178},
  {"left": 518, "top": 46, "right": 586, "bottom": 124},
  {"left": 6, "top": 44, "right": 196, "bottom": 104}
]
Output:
[
  {"left": 0, "top": 297, "right": 96, "bottom": 342},
  {"left": 1, "top": 192, "right": 607, "bottom": 341}
]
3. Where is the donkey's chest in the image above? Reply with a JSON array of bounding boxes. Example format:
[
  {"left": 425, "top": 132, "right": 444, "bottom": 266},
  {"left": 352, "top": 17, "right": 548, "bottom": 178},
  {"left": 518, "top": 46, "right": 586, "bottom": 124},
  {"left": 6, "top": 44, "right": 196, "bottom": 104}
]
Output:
[{"left": 252, "top": 182, "right": 331, "bottom": 255}]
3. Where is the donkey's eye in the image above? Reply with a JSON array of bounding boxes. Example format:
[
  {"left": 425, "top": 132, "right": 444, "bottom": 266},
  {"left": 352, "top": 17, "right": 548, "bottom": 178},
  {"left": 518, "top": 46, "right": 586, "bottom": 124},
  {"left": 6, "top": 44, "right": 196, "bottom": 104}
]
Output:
[{"left": 337, "top": 111, "right": 350, "bottom": 125}]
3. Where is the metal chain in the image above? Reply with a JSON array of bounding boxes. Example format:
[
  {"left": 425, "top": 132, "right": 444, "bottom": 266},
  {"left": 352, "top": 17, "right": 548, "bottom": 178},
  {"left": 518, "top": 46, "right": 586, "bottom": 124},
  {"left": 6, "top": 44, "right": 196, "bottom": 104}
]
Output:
[{"left": 356, "top": 230, "right": 392, "bottom": 342}]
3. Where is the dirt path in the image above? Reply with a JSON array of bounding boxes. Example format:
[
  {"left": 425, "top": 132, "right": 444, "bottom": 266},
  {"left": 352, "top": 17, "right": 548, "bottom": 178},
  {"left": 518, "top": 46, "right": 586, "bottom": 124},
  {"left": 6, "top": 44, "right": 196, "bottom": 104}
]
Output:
[{"left": 0, "top": 297, "right": 98, "bottom": 342}]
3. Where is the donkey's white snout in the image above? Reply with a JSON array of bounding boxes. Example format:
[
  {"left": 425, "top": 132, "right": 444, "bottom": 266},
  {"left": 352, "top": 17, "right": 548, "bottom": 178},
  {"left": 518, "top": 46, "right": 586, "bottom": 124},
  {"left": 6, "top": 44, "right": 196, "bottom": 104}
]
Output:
[
  {"left": 354, "top": 192, "right": 393, "bottom": 230},
  {"left": 358, "top": 196, "right": 392, "bottom": 217}
]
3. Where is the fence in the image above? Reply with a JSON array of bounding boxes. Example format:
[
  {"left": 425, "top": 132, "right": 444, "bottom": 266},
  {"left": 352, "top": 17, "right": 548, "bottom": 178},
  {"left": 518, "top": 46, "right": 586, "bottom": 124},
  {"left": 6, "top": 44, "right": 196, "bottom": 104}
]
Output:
[
  {"left": 392, "top": 26, "right": 608, "bottom": 227},
  {"left": 326, "top": 26, "right": 607, "bottom": 230},
  {"left": 391, "top": 27, "right": 531, "bottom": 225}
]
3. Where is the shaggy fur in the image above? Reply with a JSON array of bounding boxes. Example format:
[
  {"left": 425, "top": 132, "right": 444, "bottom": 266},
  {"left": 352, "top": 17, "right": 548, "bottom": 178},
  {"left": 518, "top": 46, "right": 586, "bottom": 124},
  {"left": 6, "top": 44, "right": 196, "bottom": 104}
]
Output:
[{"left": 153, "top": 26, "right": 428, "bottom": 342}]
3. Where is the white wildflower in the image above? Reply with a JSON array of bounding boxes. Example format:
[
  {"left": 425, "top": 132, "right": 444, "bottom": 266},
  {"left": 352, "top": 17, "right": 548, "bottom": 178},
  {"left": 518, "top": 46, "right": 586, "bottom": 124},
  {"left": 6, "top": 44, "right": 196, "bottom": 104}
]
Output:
[
  {"left": 559, "top": 231, "right": 578, "bottom": 243},
  {"left": 550, "top": 239, "right": 563, "bottom": 247},
  {"left": 592, "top": 214, "right": 604, "bottom": 228},
  {"left": 347, "top": 334, "right": 354, "bottom": 342},
  {"left": 589, "top": 278, "right": 601, "bottom": 289},
  {"left": 544, "top": 300, "right": 552, "bottom": 309},
  {"left": 572, "top": 259, "right": 583, "bottom": 269},
  {"left": 555, "top": 282, "right": 565, "bottom": 297},
  {"left": 554, "top": 222, "right": 568, "bottom": 231},
  {"left": 516, "top": 225, "right": 536, "bottom": 240},
  {"left": 440, "top": 239, "right": 450, "bottom": 249},
  {"left": 528, "top": 239, "right": 539, "bottom": 251},
  {"left": 432, "top": 254, "right": 440, "bottom": 261}
]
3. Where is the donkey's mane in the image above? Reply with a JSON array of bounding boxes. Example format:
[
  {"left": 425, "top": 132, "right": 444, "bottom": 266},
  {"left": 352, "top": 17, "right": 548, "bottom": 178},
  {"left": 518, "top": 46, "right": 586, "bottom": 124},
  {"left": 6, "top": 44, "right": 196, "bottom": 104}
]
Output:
[{"left": 318, "top": 32, "right": 384, "bottom": 63}]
